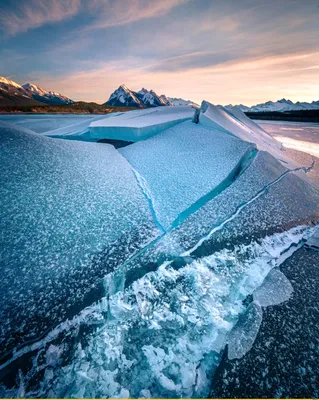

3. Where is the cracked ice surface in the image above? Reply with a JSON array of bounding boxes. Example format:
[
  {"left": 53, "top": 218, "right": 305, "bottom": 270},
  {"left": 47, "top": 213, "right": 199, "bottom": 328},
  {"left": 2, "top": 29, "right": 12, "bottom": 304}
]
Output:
[
  {"left": 0, "top": 122, "right": 159, "bottom": 354},
  {"left": 89, "top": 106, "right": 194, "bottom": 142},
  {"left": 120, "top": 120, "right": 253, "bottom": 229},
  {"left": 1, "top": 103, "right": 319, "bottom": 397},
  {"left": 167, "top": 150, "right": 288, "bottom": 251},
  {"left": 1, "top": 227, "right": 313, "bottom": 398}
]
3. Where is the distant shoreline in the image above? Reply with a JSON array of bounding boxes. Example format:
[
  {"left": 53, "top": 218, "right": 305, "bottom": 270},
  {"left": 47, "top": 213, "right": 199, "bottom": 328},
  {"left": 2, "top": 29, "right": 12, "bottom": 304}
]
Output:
[
  {"left": 1, "top": 105, "right": 319, "bottom": 123},
  {"left": 246, "top": 110, "right": 319, "bottom": 123},
  {"left": 0, "top": 102, "right": 136, "bottom": 115}
]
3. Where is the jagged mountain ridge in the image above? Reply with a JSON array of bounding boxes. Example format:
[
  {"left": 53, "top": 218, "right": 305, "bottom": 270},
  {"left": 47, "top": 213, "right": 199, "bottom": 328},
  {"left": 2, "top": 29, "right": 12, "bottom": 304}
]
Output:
[
  {"left": 105, "top": 84, "right": 173, "bottom": 108},
  {"left": 0, "top": 76, "right": 73, "bottom": 106},
  {"left": 105, "top": 84, "right": 198, "bottom": 108},
  {"left": 22, "top": 83, "right": 73, "bottom": 105},
  {"left": 228, "top": 98, "right": 319, "bottom": 112}
]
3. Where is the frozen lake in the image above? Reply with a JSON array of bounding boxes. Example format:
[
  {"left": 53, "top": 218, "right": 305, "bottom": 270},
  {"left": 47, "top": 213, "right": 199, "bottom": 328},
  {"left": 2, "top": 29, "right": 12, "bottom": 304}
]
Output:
[
  {"left": 1, "top": 108, "right": 319, "bottom": 398},
  {"left": 256, "top": 120, "right": 319, "bottom": 158}
]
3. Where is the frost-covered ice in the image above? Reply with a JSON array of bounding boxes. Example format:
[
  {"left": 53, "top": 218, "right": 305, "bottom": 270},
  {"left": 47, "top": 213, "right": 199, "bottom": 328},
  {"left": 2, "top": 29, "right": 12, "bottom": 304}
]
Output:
[
  {"left": 211, "top": 247, "right": 319, "bottom": 398},
  {"left": 89, "top": 106, "right": 193, "bottom": 142},
  {"left": 0, "top": 122, "right": 159, "bottom": 354},
  {"left": 120, "top": 120, "right": 253, "bottom": 229},
  {"left": 1, "top": 101, "right": 319, "bottom": 398},
  {"left": 0, "top": 227, "right": 313, "bottom": 398}
]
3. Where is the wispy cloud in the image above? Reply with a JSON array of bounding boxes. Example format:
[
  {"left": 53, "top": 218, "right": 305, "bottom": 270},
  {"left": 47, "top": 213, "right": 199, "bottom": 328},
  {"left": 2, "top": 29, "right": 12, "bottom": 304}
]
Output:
[
  {"left": 88, "top": 0, "right": 189, "bottom": 29},
  {"left": 0, "top": 0, "right": 81, "bottom": 36}
]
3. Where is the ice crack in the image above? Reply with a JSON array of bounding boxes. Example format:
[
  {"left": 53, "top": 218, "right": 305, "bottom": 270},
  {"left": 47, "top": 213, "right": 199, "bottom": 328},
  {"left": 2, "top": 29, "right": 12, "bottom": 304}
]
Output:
[
  {"left": 131, "top": 167, "right": 165, "bottom": 233},
  {"left": 182, "top": 163, "right": 316, "bottom": 257},
  {"left": 171, "top": 146, "right": 258, "bottom": 229}
]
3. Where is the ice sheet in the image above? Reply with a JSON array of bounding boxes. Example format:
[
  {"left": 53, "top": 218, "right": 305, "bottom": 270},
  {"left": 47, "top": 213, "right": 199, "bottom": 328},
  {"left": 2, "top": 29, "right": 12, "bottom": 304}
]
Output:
[
  {"left": 211, "top": 247, "right": 319, "bottom": 398},
  {"left": 103, "top": 149, "right": 317, "bottom": 307},
  {"left": 89, "top": 106, "right": 194, "bottom": 141},
  {"left": 120, "top": 120, "right": 253, "bottom": 229},
  {"left": 0, "top": 113, "right": 109, "bottom": 140},
  {"left": 1, "top": 106, "right": 319, "bottom": 397},
  {"left": 194, "top": 169, "right": 319, "bottom": 260},
  {"left": 0, "top": 122, "right": 159, "bottom": 354},
  {"left": 1, "top": 227, "right": 312, "bottom": 398},
  {"left": 168, "top": 150, "right": 288, "bottom": 252}
]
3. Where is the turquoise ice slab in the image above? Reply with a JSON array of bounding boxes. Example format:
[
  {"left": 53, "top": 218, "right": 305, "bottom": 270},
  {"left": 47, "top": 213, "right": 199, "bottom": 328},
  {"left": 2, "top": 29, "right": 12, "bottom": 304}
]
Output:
[{"left": 89, "top": 106, "right": 193, "bottom": 142}]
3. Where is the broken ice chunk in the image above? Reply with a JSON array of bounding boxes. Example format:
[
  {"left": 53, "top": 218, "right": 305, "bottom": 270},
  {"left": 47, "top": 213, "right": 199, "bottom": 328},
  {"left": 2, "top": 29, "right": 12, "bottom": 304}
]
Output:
[
  {"left": 227, "top": 302, "right": 263, "bottom": 360},
  {"left": 253, "top": 268, "right": 293, "bottom": 307}
]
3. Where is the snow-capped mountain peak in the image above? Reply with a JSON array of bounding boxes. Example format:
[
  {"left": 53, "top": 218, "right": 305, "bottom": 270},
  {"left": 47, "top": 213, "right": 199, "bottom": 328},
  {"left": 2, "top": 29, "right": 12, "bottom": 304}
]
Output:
[
  {"left": 106, "top": 85, "right": 170, "bottom": 108},
  {"left": 138, "top": 89, "right": 169, "bottom": 107},
  {"left": 159, "top": 94, "right": 173, "bottom": 106},
  {"left": 23, "top": 82, "right": 47, "bottom": 96},
  {"left": 277, "top": 98, "right": 293, "bottom": 105},
  {"left": 108, "top": 84, "right": 143, "bottom": 107},
  {"left": 0, "top": 76, "right": 73, "bottom": 106},
  {"left": 105, "top": 84, "right": 198, "bottom": 108},
  {"left": 138, "top": 88, "right": 149, "bottom": 95},
  {"left": 22, "top": 82, "right": 73, "bottom": 104},
  {"left": 0, "top": 76, "right": 24, "bottom": 89}
]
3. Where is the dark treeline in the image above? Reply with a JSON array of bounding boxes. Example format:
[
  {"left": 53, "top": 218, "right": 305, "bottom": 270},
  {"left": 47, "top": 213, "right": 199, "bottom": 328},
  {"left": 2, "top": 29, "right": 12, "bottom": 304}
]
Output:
[
  {"left": 0, "top": 102, "right": 135, "bottom": 114},
  {"left": 246, "top": 109, "right": 319, "bottom": 122}
]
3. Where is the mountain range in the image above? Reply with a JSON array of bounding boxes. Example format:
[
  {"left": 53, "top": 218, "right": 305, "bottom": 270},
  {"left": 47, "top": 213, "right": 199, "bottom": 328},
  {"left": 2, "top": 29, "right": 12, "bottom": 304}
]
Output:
[
  {"left": 105, "top": 84, "right": 168, "bottom": 108},
  {"left": 104, "top": 84, "right": 198, "bottom": 108},
  {"left": 228, "top": 98, "right": 319, "bottom": 113},
  {"left": 1, "top": 76, "right": 318, "bottom": 113},
  {"left": 0, "top": 77, "right": 73, "bottom": 106}
]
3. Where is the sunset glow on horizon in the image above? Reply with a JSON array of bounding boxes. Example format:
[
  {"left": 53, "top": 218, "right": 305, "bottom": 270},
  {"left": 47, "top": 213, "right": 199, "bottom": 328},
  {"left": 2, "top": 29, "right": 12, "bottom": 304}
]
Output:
[{"left": 1, "top": 0, "right": 319, "bottom": 105}]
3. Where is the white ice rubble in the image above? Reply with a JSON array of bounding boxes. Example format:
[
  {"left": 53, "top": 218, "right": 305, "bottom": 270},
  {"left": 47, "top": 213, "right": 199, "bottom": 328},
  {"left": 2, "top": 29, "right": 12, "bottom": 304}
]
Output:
[{"left": 2, "top": 227, "right": 313, "bottom": 398}]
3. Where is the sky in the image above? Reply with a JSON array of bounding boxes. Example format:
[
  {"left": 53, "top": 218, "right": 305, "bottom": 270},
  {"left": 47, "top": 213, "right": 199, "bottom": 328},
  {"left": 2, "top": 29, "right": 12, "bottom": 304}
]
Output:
[{"left": 1, "top": 0, "right": 319, "bottom": 106}]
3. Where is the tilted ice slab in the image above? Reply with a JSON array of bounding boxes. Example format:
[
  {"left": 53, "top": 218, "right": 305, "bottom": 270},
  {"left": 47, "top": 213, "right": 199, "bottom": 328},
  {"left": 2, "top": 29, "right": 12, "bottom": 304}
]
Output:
[
  {"left": 199, "top": 102, "right": 299, "bottom": 169},
  {"left": 0, "top": 122, "right": 159, "bottom": 355},
  {"left": 120, "top": 120, "right": 254, "bottom": 229},
  {"left": 89, "top": 106, "right": 194, "bottom": 142},
  {"left": 1, "top": 226, "right": 313, "bottom": 398}
]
